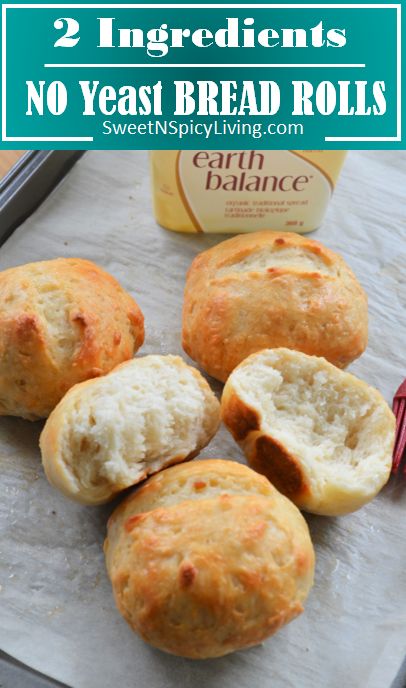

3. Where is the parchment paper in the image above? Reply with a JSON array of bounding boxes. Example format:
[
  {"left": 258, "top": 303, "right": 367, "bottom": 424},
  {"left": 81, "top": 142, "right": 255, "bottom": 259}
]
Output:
[{"left": 0, "top": 150, "right": 405, "bottom": 688}]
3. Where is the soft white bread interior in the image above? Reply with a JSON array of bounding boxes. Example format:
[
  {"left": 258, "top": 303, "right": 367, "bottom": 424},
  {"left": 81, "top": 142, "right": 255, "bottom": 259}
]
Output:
[
  {"left": 40, "top": 355, "right": 220, "bottom": 505},
  {"left": 105, "top": 460, "right": 315, "bottom": 659},
  {"left": 221, "top": 348, "right": 395, "bottom": 516}
]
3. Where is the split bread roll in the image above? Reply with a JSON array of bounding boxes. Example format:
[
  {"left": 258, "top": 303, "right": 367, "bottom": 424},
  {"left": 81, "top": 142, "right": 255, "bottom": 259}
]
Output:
[
  {"left": 222, "top": 348, "right": 396, "bottom": 516},
  {"left": 182, "top": 231, "right": 368, "bottom": 382},
  {"left": 40, "top": 355, "right": 220, "bottom": 505},
  {"left": 0, "top": 258, "right": 144, "bottom": 419},
  {"left": 104, "top": 459, "right": 315, "bottom": 659}
]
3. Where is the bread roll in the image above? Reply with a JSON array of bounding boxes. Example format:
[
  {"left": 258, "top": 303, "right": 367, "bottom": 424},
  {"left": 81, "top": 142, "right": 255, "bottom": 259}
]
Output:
[
  {"left": 104, "top": 459, "right": 315, "bottom": 659},
  {"left": 222, "top": 348, "right": 395, "bottom": 516},
  {"left": 0, "top": 258, "right": 144, "bottom": 419},
  {"left": 182, "top": 231, "right": 368, "bottom": 382},
  {"left": 40, "top": 355, "right": 220, "bottom": 505}
]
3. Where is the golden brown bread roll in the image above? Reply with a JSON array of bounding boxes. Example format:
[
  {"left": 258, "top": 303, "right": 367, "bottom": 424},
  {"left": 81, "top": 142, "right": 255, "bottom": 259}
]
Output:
[
  {"left": 0, "top": 258, "right": 144, "bottom": 419},
  {"left": 221, "top": 348, "right": 395, "bottom": 516},
  {"left": 104, "top": 459, "right": 315, "bottom": 659},
  {"left": 40, "top": 355, "right": 220, "bottom": 505},
  {"left": 182, "top": 231, "right": 368, "bottom": 382}
]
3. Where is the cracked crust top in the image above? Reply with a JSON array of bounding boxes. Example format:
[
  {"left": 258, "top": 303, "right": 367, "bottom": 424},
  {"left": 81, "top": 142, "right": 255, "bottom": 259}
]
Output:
[
  {"left": 182, "top": 231, "right": 368, "bottom": 382},
  {"left": 104, "top": 459, "right": 315, "bottom": 659},
  {"left": 0, "top": 258, "right": 144, "bottom": 419}
]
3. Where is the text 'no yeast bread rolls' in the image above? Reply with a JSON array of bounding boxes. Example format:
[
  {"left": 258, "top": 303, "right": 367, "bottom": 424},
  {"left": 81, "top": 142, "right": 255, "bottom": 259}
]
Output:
[
  {"left": 40, "top": 355, "right": 220, "bottom": 505},
  {"left": 0, "top": 258, "right": 144, "bottom": 419},
  {"left": 222, "top": 348, "right": 395, "bottom": 516},
  {"left": 182, "top": 231, "right": 368, "bottom": 382},
  {"left": 104, "top": 460, "right": 315, "bottom": 659}
]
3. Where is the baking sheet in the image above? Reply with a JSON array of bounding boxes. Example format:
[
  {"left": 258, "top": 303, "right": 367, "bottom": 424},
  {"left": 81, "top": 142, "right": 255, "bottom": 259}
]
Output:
[{"left": 0, "top": 150, "right": 405, "bottom": 688}]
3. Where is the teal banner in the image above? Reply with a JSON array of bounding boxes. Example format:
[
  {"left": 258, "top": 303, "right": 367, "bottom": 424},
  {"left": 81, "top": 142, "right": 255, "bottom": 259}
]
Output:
[{"left": 0, "top": 0, "right": 404, "bottom": 148}]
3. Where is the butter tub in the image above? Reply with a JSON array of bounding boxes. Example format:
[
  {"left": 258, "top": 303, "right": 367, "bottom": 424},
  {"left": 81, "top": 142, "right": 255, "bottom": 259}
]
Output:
[{"left": 150, "top": 150, "right": 347, "bottom": 234}]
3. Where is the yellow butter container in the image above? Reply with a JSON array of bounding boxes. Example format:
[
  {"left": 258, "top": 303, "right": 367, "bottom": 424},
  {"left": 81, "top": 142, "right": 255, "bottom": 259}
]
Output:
[{"left": 150, "top": 150, "right": 347, "bottom": 234}]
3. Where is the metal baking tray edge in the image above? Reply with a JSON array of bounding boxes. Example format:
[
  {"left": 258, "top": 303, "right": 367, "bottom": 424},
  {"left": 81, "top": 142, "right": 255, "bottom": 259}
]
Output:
[
  {"left": 0, "top": 650, "right": 70, "bottom": 688},
  {"left": 0, "top": 150, "right": 84, "bottom": 247}
]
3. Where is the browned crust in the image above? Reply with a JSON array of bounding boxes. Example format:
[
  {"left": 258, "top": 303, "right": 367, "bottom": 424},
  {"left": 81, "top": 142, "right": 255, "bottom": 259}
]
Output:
[
  {"left": 124, "top": 513, "right": 147, "bottom": 532},
  {"left": 128, "top": 308, "right": 145, "bottom": 350},
  {"left": 178, "top": 561, "right": 197, "bottom": 588},
  {"left": 70, "top": 310, "right": 99, "bottom": 368},
  {"left": 221, "top": 392, "right": 260, "bottom": 441},
  {"left": 0, "top": 258, "right": 145, "bottom": 419},
  {"left": 213, "top": 231, "right": 338, "bottom": 271},
  {"left": 181, "top": 231, "right": 368, "bottom": 383},
  {"left": 104, "top": 474, "right": 315, "bottom": 659},
  {"left": 14, "top": 313, "right": 43, "bottom": 351},
  {"left": 248, "top": 435, "right": 309, "bottom": 502},
  {"left": 106, "top": 458, "right": 274, "bottom": 531}
]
